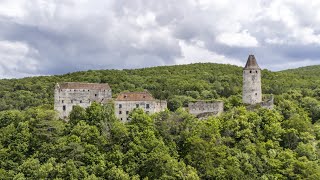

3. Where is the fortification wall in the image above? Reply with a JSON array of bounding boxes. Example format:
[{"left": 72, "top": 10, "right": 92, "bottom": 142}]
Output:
[{"left": 188, "top": 101, "right": 224, "bottom": 117}]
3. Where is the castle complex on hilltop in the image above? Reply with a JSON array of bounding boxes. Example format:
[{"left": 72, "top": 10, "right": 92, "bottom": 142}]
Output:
[{"left": 53, "top": 54, "right": 273, "bottom": 120}]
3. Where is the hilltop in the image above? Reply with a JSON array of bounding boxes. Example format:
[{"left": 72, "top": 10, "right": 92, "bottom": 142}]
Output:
[
  {"left": 0, "top": 63, "right": 320, "bottom": 112},
  {"left": 1, "top": 62, "right": 320, "bottom": 179}
]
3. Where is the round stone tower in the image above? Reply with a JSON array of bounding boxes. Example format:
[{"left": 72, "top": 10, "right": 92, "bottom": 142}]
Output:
[{"left": 243, "top": 55, "right": 262, "bottom": 105}]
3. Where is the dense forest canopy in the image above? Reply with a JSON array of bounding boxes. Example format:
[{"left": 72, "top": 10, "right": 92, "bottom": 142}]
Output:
[{"left": 1, "top": 63, "right": 320, "bottom": 179}]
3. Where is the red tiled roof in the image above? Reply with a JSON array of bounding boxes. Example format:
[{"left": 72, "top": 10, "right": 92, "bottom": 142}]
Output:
[
  {"left": 115, "top": 91, "right": 155, "bottom": 101},
  {"left": 57, "top": 82, "right": 110, "bottom": 90}
]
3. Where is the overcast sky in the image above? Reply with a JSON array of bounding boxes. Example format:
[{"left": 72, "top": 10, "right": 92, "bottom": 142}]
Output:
[{"left": 1, "top": 0, "right": 320, "bottom": 78}]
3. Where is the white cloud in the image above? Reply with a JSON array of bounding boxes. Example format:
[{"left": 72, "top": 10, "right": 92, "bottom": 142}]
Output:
[
  {"left": 0, "top": 0, "right": 320, "bottom": 78},
  {"left": 0, "top": 41, "right": 41, "bottom": 78},
  {"left": 216, "top": 30, "right": 259, "bottom": 47},
  {"left": 176, "top": 40, "right": 243, "bottom": 66}
]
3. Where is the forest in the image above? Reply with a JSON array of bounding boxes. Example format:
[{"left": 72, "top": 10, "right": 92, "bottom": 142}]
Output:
[{"left": 1, "top": 63, "right": 320, "bottom": 179}]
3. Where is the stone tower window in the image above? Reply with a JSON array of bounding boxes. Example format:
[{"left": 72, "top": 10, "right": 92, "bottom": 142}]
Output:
[
  {"left": 62, "top": 100, "right": 64, "bottom": 103},
  {"left": 250, "top": 70, "right": 252, "bottom": 73},
  {"left": 256, "top": 70, "right": 258, "bottom": 73},
  {"left": 95, "top": 94, "right": 97, "bottom": 97},
  {"left": 126, "top": 111, "right": 129, "bottom": 114},
  {"left": 119, "top": 111, "right": 122, "bottom": 114},
  {"left": 80, "top": 100, "right": 82, "bottom": 103},
  {"left": 119, "top": 104, "right": 122, "bottom": 108},
  {"left": 136, "top": 104, "right": 139, "bottom": 108},
  {"left": 146, "top": 104, "right": 150, "bottom": 109},
  {"left": 63, "top": 105, "right": 66, "bottom": 111}
]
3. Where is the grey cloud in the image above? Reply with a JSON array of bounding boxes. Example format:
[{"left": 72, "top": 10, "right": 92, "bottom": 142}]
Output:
[{"left": 1, "top": 0, "right": 320, "bottom": 77}]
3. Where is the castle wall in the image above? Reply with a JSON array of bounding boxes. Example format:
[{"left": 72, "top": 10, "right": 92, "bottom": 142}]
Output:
[
  {"left": 54, "top": 85, "right": 112, "bottom": 119},
  {"left": 114, "top": 100, "right": 167, "bottom": 122},
  {"left": 188, "top": 101, "right": 224, "bottom": 117},
  {"left": 243, "top": 69, "right": 262, "bottom": 104}
]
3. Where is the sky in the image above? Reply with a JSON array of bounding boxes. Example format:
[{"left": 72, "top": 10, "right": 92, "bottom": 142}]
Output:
[{"left": 1, "top": 0, "right": 320, "bottom": 78}]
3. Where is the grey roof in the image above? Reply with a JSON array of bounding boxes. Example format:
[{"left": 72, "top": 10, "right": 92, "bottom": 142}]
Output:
[{"left": 244, "top": 55, "right": 260, "bottom": 69}]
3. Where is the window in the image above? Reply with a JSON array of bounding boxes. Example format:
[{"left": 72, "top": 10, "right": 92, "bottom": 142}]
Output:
[
  {"left": 250, "top": 70, "right": 252, "bottom": 73},
  {"left": 256, "top": 70, "right": 258, "bottom": 73},
  {"left": 62, "top": 100, "right": 64, "bottom": 103},
  {"left": 95, "top": 94, "right": 98, "bottom": 97},
  {"left": 136, "top": 104, "right": 139, "bottom": 108},
  {"left": 119, "top": 111, "right": 122, "bottom": 114},
  {"left": 119, "top": 104, "right": 122, "bottom": 108},
  {"left": 127, "top": 118, "right": 129, "bottom": 120},
  {"left": 124, "top": 95, "right": 127, "bottom": 98},
  {"left": 121, "top": 118, "right": 123, "bottom": 120},
  {"left": 80, "top": 100, "right": 82, "bottom": 103},
  {"left": 146, "top": 111, "right": 150, "bottom": 114},
  {"left": 71, "top": 100, "right": 73, "bottom": 103},
  {"left": 126, "top": 111, "right": 129, "bottom": 115},
  {"left": 255, "top": 93, "right": 257, "bottom": 96},
  {"left": 63, "top": 105, "right": 66, "bottom": 111},
  {"left": 146, "top": 104, "right": 150, "bottom": 109}
]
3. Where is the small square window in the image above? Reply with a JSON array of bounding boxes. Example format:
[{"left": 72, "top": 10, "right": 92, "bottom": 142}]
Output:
[
  {"left": 146, "top": 104, "right": 150, "bottom": 109},
  {"left": 119, "top": 104, "right": 122, "bottom": 108},
  {"left": 119, "top": 111, "right": 122, "bottom": 114},
  {"left": 62, "top": 100, "right": 64, "bottom": 103},
  {"left": 126, "top": 111, "right": 129, "bottom": 115},
  {"left": 120, "top": 118, "right": 123, "bottom": 120},
  {"left": 95, "top": 94, "right": 98, "bottom": 97},
  {"left": 71, "top": 100, "right": 73, "bottom": 103},
  {"left": 136, "top": 104, "right": 139, "bottom": 108}
]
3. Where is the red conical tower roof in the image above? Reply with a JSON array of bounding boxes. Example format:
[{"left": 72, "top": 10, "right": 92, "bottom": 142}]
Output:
[{"left": 244, "top": 54, "right": 260, "bottom": 69}]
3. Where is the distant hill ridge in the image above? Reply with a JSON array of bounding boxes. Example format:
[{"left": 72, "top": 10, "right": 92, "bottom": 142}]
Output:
[{"left": 0, "top": 62, "right": 319, "bottom": 111}]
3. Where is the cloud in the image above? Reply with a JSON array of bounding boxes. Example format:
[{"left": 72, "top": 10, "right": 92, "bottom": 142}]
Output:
[
  {"left": 216, "top": 30, "right": 259, "bottom": 47},
  {"left": 0, "top": 40, "right": 41, "bottom": 78},
  {"left": 0, "top": 0, "right": 320, "bottom": 77}
]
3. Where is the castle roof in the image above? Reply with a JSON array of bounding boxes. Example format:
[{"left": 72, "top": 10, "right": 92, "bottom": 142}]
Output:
[
  {"left": 57, "top": 82, "right": 110, "bottom": 90},
  {"left": 115, "top": 91, "right": 155, "bottom": 101},
  {"left": 244, "top": 55, "right": 260, "bottom": 70}
]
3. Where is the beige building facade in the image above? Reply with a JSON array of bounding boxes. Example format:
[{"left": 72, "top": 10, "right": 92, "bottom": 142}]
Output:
[
  {"left": 54, "top": 82, "right": 112, "bottom": 119},
  {"left": 114, "top": 91, "right": 167, "bottom": 122}
]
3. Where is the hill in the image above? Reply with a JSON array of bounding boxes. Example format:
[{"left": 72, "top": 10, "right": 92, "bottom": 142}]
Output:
[
  {"left": 1, "top": 63, "right": 320, "bottom": 179},
  {"left": 1, "top": 63, "right": 319, "bottom": 112}
]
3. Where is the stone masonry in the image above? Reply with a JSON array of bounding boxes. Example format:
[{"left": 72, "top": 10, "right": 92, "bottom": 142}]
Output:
[
  {"left": 54, "top": 82, "right": 112, "bottom": 119},
  {"left": 188, "top": 101, "right": 224, "bottom": 118},
  {"left": 114, "top": 91, "right": 167, "bottom": 122},
  {"left": 243, "top": 55, "right": 262, "bottom": 105}
]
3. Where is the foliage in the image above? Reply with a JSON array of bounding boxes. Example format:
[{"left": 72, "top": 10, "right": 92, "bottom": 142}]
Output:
[{"left": 1, "top": 63, "right": 320, "bottom": 178}]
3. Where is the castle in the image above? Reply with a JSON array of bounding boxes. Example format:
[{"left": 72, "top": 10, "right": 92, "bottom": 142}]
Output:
[
  {"left": 54, "top": 82, "right": 112, "bottom": 119},
  {"left": 114, "top": 91, "right": 167, "bottom": 122},
  {"left": 242, "top": 55, "right": 274, "bottom": 109},
  {"left": 53, "top": 54, "right": 272, "bottom": 120},
  {"left": 187, "top": 101, "right": 224, "bottom": 118},
  {"left": 54, "top": 83, "right": 167, "bottom": 121}
]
